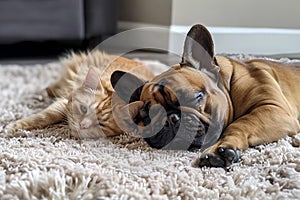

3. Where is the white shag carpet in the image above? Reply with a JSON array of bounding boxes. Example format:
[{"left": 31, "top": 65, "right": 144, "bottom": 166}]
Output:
[{"left": 0, "top": 56, "right": 300, "bottom": 200}]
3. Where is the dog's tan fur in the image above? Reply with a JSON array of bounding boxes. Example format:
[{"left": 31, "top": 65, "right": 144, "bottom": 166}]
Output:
[
  {"left": 112, "top": 24, "right": 300, "bottom": 167},
  {"left": 197, "top": 56, "right": 300, "bottom": 158}
]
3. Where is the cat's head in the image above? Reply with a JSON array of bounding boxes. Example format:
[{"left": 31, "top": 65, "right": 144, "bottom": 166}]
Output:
[{"left": 66, "top": 67, "right": 117, "bottom": 139}]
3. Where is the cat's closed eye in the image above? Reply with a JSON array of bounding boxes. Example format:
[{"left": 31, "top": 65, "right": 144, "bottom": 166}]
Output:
[{"left": 80, "top": 105, "right": 88, "bottom": 114}]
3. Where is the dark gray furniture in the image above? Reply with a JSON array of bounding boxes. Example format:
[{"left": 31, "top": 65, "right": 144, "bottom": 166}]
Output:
[{"left": 0, "top": 0, "right": 117, "bottom": 44}]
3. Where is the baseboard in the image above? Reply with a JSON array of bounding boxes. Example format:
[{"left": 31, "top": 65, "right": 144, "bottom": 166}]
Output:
[
  {"left": 169, "top": 25, "right": 300, "bottom": 56},
  {"left": 118, "top": 21, "right": 170, "bottom": 32},
  {"left": 116, "top": 22, "right": 300, "bottom": 56}
]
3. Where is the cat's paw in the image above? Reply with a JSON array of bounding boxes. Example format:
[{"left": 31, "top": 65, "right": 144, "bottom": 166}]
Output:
[
  {"left": 31, "top": 89, "right": 50, "bottom": 102},
  {"left": 23, "top": 90, "right": 52, "bottom": 110},
  {"left": 4, "top": 124, "right": 17, "bottom": 135},
  {"left": 4, "top": 121, "right": 26, "bottom": 134}
]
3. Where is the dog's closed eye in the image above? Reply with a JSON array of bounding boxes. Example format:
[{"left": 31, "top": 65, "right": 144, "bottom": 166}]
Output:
[{"left": 195, "top": 91, "right": 206, "bottom": 101}]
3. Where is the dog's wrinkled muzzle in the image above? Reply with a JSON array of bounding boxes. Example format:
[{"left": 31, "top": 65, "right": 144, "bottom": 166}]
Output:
[{"left": 133, "top": 102, "right": 209, "bottom": 150}]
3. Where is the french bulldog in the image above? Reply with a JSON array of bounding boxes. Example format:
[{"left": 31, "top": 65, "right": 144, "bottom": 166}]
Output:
[{"left": 111, "top": 24, "right": 300, "bottom": 168}]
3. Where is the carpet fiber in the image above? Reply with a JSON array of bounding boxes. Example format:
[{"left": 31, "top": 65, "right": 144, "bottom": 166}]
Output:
[{"left": 0, "top": 56, "right": 300, "bottom": 200}]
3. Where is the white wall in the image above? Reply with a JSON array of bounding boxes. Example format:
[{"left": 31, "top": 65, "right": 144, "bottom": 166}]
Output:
[
  {"left": 118, "top": 0, "right": 300, "bottom": 55},
  {"left": 171, "top": 0, "right": 300, "bottom": 29},
  {"left": 118, "top": 0, "right": 172, "bottom": 26}
]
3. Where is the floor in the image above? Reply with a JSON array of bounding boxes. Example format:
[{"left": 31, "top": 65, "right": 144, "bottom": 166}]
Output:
[
  {"left": 0, "top": 43, "right": 300, "bottom": 66},
  {"left": 0, "top": 47, "right": 180, "bottom": 67}
]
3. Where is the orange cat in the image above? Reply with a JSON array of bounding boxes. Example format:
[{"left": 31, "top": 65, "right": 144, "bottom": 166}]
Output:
[{"left": 7, "top": 51, "right": 154, "bottom": 139}]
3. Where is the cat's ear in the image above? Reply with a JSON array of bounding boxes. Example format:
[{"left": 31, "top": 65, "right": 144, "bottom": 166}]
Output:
[
  {"left": 181, "top": 24, "right": 219, "bottom": 79},
  {"left": 111, "top": 70, "right": 145, "bottom": 103},
  {"left": 83, "top": 67, "right": 103, "bottom": 91}
]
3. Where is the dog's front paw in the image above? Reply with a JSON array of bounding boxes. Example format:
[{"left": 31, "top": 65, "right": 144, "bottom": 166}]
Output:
[{"left": 199, "top": 147, "right": 240, "bottom": 168}]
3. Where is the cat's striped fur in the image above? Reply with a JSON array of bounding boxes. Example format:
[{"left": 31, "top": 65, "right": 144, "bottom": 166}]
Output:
[{"left": 7, "top": 51, "right": 154, "bottom": 139}]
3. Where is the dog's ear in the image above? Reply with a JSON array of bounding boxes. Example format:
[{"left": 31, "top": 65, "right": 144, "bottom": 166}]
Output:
[
  {"left": 111, "top": 70, "right": 145, "bottom": 103},
  {"left": 181, "top": 24, "right": 219, "bottom": 79}
]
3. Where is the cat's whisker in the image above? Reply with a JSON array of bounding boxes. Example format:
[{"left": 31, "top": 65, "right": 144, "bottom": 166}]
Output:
[
  {"left": 66, "top": 114, "right": 78, "bottom": 126},
  {"left": 52, "top": 105, "right": 68, "bottom": 119}
]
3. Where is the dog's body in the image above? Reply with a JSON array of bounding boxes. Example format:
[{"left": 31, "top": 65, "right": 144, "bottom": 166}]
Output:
[
  {"left": 111, "top": 24, "right": 300, "bottom": 168},
  {"left": 198, "top": 55, "right": 300, "bottom": 167}
]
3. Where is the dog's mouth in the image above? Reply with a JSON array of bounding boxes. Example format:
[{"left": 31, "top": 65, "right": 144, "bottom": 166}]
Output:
[{"left": 134, "top": 102, "right": 210, "bottom": 150}]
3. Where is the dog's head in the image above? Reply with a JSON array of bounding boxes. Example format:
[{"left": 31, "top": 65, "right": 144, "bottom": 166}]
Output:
[{"left": 111, "top": 24, "right": 230, "bottom": 151}]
